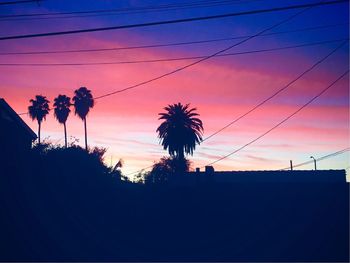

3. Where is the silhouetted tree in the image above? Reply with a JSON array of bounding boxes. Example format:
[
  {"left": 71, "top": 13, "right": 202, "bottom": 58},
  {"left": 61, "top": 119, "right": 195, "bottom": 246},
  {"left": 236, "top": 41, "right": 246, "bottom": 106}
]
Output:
[
  {"left": 28, "top": 95, "right": 50, "bottom": 144},
  {"left": 157, "top": 103, "right": 203, "bottom": 159},
  {"left": 29, "top": 143, "right": 115, "bottom": 182},
  {"left": 145, "top": 156, "right": 191, "bottom": 184},
  {"left": 73, "top": 87, "right": 94, "bottom": 150},
  {"left": 53, "top": 95, "right": 71, "bottom": 148}
]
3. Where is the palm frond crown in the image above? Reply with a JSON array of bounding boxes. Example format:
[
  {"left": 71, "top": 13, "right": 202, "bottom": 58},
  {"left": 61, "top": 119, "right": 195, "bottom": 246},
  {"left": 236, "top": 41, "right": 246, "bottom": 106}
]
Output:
[
  {"left": 53, "top": 94, "right": 71, "bottom": 124},
  {"left": 28, "top": 95, "right": 50, "bottom": 124},
  {"left": 72, "top": 87, "right": 94, "bottom": 120},
  {"left": 156, "top": 103, "right": 203, "bottom": 158}
]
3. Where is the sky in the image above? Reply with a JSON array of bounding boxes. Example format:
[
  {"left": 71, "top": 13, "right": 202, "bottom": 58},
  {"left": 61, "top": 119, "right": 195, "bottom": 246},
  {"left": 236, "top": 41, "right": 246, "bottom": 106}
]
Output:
[{"left": 0, "top": 0, "right": 349, "bottom": 179}]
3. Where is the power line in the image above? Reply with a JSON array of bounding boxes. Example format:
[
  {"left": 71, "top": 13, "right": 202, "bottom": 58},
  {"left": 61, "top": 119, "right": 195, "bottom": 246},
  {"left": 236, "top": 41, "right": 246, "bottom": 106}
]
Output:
[
  {"left": 280, "top": 147, "right": 350, "bottom": 170},
  {"left": 9, "top": 3, "right": 312, "bottom": 115},
  {"left": 118, "top": 54, "right": 349, "bottom": 174},
  {"left": 93, "top": 7, "right": 319, "bottom": 100},
  {"left": 0, "top": 0, "right": 347, "bottom": 41},
  {"left": 18, "top": 40, "right": 347, "bottom": 142},
  {"left": 0, "top": 0, "right": 247, "bottom": 17},
  {"left": 0, "top": 0, "right": 41, "bottom": 5},
  {"left": 56, "top": 4, "right": 321, "bottom": 177},
  {"left": 124, "top": 39, "right": 348, "bottom": 175},
  {"left": 0, "top": 0, "right": 261, "bottom": 21},
  {"left": 13, "top": 2, "right": 300, "bottom": 115},
  {"left": 0, "top": 22, "right": 347, "bottom": 56},
  {"left": 1, "top": 38, "right": 347, "bottom": 66},
  {"left": 17, "top": 35, "right": 344, "bottom": 116},
  {"left": 124, "top": 165, "right": 155, "bottom": 177},
  {"left": 201, "top": 40, "right": 348, "bottom": 142},
  {"left": 203, "top": 70, "right": 349, "bottom": 167},
  {"left": 125, "top": 133, "right": 350, "bottom": 176},
  {"left": 111, "top": 6, "right": 316, "bottom": 176},
  {"left": 19, "top": 36, "right": 335, "bottom": 116},
  {"left": 59, "top": 5, "right": 349, "bottom": 175}
]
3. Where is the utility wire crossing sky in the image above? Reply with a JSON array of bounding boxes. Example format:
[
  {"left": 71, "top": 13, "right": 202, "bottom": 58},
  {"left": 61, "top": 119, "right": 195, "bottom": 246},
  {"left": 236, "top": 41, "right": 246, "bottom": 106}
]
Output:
[{"left": 1, "top": 0, "right": 348, "bottom": 176}]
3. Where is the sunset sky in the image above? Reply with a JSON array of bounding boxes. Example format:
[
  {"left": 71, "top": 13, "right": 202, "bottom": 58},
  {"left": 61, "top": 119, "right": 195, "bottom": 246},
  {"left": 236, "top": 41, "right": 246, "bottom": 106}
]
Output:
[{"left": 0, "top": 0, "right": 349, "bottom": 178}]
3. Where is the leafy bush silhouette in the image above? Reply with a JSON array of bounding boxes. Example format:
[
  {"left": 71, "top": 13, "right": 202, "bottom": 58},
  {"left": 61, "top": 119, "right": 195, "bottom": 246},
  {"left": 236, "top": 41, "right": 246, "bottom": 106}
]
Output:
[
  {"left": 0, "top": 143, "right": 348, "bottom": 262},
  {"left": 28, "top": 143, "right": 121, "bottom": 185},
  {"left": 145, "top": 156, "right": 191, "bottom": 184}
]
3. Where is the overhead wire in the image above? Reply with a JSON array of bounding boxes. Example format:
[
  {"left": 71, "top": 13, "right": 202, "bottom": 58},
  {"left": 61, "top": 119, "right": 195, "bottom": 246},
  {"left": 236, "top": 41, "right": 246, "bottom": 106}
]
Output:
[
  {"left": 18, "top": 40, "right": 348, "bottom": 136},
  {"left": 124, "top": 165, "right": 155, "bottom": 177},
  {"left": 113, "top": 4, "right": 318, "bottom": 176},
  {"left": 0, "top": 0, "right": 263, "bottom": 21},
  {"left": 0, "top": 22, "right": 347, "bottom": 56},
  {"left": 1, "top": 38, "right": 347, "bottom": 66},
  {"left": 92, "top": 6, "right": 322, "bottom": 100},
  {"left": 280, "top": 147, "right": 350, "bottom": 170},
  {"left": 14, "top": 2, "right": 348, "bottom": 174},
  {"left": 0, "top": 0, "right": 347, "bottom": 41},
  {"left": 203, "top": 70, "right": 349, "bottom": 167},
  {"left": 0, "top": 0, "right": 251, "bottom": 18},
  {"left": 14, "top": 36, "right": 348, "bottom": 115},
  {"left": 16, "top": 39, "right": 347, "bottom": 117},
  {"left": 201, "top": 40, "right": 348, "bottom": 142},
  {"left": 0, "top": 0, "right": 41, "bottom": 5},
  {"left": 126, "top": 147, "right": 350, "bottom": 176}
]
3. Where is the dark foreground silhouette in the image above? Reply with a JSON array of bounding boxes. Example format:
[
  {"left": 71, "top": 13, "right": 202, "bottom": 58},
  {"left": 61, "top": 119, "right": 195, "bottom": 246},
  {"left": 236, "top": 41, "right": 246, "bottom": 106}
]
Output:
[{"left": 0, "top": 145, "right": 348, "bottom": 262}]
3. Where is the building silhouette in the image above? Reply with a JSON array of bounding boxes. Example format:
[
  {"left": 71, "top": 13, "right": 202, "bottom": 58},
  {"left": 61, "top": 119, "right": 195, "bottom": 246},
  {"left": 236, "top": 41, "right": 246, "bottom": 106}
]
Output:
[{"left": 0, "top": 98, "right": 36, "bottom": 166}]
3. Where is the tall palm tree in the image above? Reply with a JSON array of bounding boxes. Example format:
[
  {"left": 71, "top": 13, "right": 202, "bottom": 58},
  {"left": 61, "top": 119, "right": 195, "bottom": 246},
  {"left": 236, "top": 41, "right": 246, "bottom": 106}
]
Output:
[
  {"left": 157, "top": 103, "right": 203, "bottom": 159},
  {"left": 28, "top": 95, "right": 50, "bottom": 144},
  {"left": 72, "top": 87, "right": 94, "bottom": 150},
  {"left": 53, "top": 95, "right": 71, "bottom": 148}
]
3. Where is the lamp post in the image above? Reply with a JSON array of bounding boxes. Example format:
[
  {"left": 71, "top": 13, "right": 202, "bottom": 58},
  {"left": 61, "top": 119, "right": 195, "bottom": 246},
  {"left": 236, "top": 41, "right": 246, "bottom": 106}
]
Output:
[{"left": 310, "top": 156, "right": 317, "bottom": 170}]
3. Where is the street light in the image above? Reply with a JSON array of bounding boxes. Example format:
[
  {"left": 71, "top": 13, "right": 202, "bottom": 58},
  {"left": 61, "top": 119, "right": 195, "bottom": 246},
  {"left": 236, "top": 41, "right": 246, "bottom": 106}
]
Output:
[{"left": 310, "top": 156, "right": 317, "bottom": 170}]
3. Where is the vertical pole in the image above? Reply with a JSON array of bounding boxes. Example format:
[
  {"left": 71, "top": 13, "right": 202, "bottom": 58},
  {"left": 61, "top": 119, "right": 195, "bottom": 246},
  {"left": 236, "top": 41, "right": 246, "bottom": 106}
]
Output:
[
  {"left": 310, "top": 156, "right": 317, "bottom": 171},
  {"left": 290, "top": 160, "right": 293, "bottom": 171},
  {"left": 314, "top": 159, "right": 317, "bottom": 170}
]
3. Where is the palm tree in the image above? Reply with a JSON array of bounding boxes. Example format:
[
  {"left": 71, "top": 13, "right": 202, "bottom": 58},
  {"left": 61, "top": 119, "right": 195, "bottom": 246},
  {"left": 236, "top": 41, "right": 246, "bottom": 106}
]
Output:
[
  {"left": 72, "top": 87, "right": 94, "bottom": 150},
  {"left": 28, "top": 95, "right": 50, "bottom": 144},
  {"left": 157, "top": 103, "right": 203, "bottom": 159},
  {"left": 53, "top": 95, "right": 71, "bottom": 148}
]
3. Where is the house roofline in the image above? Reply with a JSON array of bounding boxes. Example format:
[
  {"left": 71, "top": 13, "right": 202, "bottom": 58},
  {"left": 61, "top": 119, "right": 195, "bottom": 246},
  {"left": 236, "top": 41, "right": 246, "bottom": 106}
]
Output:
[{"left": 0, "top": 98, "right": 37, "bottom": 140}]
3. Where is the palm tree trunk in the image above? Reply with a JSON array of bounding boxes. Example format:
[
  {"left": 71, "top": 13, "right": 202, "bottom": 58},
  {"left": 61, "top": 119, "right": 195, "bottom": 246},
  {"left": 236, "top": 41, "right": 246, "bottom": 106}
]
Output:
[
  {"left": 64, "top": 122, "right": 67, "bottom": 148},
  {"left": 38, "top": 121, "right": 41, "bottom": 144},
  {"left": 178, "top": 147, "right": 184, "bottom": 160},
  {"left": 84, "top": 117, "right": 88, "bottom": 150}
]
